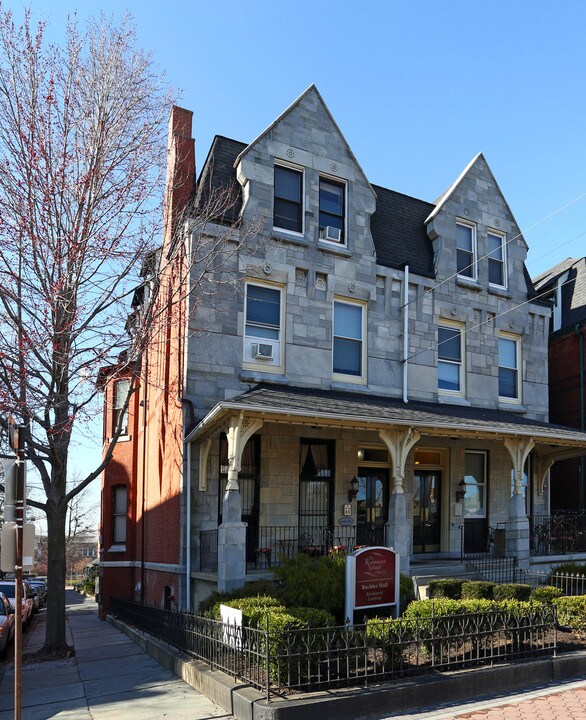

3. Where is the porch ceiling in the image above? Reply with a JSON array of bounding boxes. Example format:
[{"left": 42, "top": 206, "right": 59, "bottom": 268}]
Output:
[{"left": 186, "top": 383, "right": 586, "bottom": 462}]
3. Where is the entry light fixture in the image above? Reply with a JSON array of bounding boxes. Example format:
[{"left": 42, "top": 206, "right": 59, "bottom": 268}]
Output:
[
  {"left": 348, "top": 476, "right": 359, "bottom": 502},
  {"left": 357, "top": 448, "right": 365, "bottom": 461},
  {"left": 455, "top": 478, "right": 466, "bottom": 503}
]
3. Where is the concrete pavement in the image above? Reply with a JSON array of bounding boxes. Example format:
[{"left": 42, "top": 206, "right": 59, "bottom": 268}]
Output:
[{"left": 0, "top": 589, "right": 234, "bottom": 720}]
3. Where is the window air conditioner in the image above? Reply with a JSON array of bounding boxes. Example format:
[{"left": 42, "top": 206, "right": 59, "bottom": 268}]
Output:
[
  {"left": 252, "top": 343, "right": 273, "bottom": 360},
  {"left": 322, "top": 225, "right": 341, "bottom": 242}
]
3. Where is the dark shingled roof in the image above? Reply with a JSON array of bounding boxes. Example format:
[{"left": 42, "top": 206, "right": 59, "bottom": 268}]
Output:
[
  {"left": 534, "top": 258, "right": 586, "bottom": 328},
  {"left": 370, "top": 185, "right": 435, "bottom": 277},
  {"left": 216, "top": 383, "right": 586, "bottom": 444},
  {"left": 194, "top": 136, "right": 247, "bottom": 225}
]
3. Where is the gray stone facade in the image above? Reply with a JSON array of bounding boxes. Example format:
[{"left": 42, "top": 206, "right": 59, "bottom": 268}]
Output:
[{"left": 185, "top": 87, "right": 552, "bottom": 594}]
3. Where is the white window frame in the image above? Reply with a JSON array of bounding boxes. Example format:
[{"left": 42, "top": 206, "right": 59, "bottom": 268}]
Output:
[
  {"left": 487, "top": 229, "right": 507, "bottom": 289},
  {"left": 112, "top": 485, "right": 127, "bottom": 545},
  {"left": 319, "top": 175, "right": 347, "bottom": 246},
  {"left": 273, "top": 161, "right": 304, "bottom": 236},
  {"left": 113, "top": 379, "right": 130, "bottom": 437},
  {"left": 463, "top": 450, "right": 487, "bottom": 519},
  {"left": 242, "top": 281, "right": 285, "bottom": 373},
  {"left": 437, "top": 320, "right": 465, "bottom": 396},
  {"left": 332, "top": 297, "right": 366, "bottom": 384},
  {"left": 498, "top": 332, "right": 521, "bottom": 403},
  {"left": 456, "top": 219, "right": 477, "bottom": 281}
]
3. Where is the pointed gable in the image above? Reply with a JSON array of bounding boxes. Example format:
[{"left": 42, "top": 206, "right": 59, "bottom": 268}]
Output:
[{"left": 426, "top": 153, "right": 532, "bottom": 301}]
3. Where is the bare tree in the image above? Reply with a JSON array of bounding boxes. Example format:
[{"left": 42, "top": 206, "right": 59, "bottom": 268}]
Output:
[
  {"left": 0, "top": 7, "right": 172, "bottom": 653},
  {"left": 0, "top": 7, "right": 262, "bottom": 654}
]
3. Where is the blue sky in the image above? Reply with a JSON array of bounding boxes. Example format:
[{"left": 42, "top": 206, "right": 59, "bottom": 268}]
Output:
[{"left": 21, "top": 0, "right": 586, "bottom": 487}]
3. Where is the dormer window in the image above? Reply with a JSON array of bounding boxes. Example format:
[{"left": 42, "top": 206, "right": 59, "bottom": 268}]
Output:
[
  {"left": 274, "top": 164, "right": 303, "bottom": 233},
  {"left": 319, "top": 177, "right": 345, "bottom": 243},
  {"left": 456, "top": 220, "right": 477, "bottom": 280}
]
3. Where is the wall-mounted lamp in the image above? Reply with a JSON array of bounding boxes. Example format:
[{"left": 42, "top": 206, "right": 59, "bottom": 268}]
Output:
[
  {"left": 455, "top": 478, "right": 466, "bottom": 503},
  {"left": 357, "top": 448, "right": 365, "bottom": 461},
  {"left": 348, "top": 476, "right": 359, "bottom": 502}
]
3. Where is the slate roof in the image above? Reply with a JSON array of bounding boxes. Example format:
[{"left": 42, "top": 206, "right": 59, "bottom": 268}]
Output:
[
  {"left": 193, "top": 136, "right": 534, "bottom": 294},
  {"left": 190, "top": 383, "right": 586, "bottom": 452},
  {"left": 534, "top": 257, "right": 586, "bottom": 327},
  {"left": 194, "top": 136, "right": 247, "bottom": 225}
]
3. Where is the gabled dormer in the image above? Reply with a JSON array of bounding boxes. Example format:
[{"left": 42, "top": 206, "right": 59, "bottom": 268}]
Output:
[
  {"left": 234, "top": 85, "right": 377, "bottom": 258},
  {"left": 425, "top": 153, "right": 531, "bottom": 302}
]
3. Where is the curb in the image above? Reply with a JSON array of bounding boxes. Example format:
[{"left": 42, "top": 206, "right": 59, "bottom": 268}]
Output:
[{"left": 107, "top": 615, "right": 586, "bottom": 720}]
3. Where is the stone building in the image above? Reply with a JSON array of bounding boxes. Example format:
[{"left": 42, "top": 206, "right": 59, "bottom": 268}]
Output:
[{"left": 98, "top": 87, "right": 586, "bottom": 613}]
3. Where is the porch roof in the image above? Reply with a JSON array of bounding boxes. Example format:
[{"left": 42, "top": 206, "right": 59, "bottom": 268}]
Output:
[{"left": 186, "top": 383, "right": 586, "bottom": 461}]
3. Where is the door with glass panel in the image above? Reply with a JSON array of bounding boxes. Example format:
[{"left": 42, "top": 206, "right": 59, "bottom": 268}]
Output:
[
  {"left": 356, "top": 468, "right": 389, "bottom": 546},
  {"left": 412, "top": 472, "right": 441, "bottom": 553}
]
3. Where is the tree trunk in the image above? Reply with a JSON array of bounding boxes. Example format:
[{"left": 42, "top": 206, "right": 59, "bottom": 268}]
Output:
[{"left": 43, "top": 501, "right": 70, "bottom": 652}]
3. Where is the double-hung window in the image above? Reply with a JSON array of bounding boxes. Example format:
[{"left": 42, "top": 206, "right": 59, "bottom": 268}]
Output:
[
  {"left": 488, "top": 230, "right": 507, "bottom": 288},
  {"left": 274, "top": 164, "right": 303, "bottom": 233},
  {"left": 113, "top": 379, "right": 130, "bottom": 436},
  {"left": 463, "top": 451, "right": 487, "bottom": 518},
  {"left": 112, "top": 485, "right": 127, "bottom": 545},
  {"left": 456, "top": 221, "right": 477, "bottom": 279},
  {"left": 319, "top": 177, "right": 345, "bottom": 243},
  {"left": 243, "top": 282, "right": 283, "bottom": 369},
  {"left": 498, "top": 333, "right": 520, "bottom": 401},
  {"left": 438, "top": 323, "right": 463, "bottom": 394},
  {"left": 333, "top": 299, "right": 365, "bottom": 381}
]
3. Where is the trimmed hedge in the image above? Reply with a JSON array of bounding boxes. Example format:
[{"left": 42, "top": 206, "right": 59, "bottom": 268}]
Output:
[
  {"left": 461, "top": 581, "right": 495, "bottom": 600},
  {"left": 531, "top": 585, "right": 564, "bottom": 603},
  {"left": 555, "top": 596, "right": 586, "bottom": 636},
  {"left": 493, "top": 583, "right": 531, "bottom": 601},
  {"left": 427, "top": 578, "right": 464, "bottom": 599}
]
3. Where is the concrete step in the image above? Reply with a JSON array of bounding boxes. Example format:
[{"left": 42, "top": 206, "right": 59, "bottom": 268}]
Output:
[{"left": 410, "top": 561, "right": 482, "bottom": 600}]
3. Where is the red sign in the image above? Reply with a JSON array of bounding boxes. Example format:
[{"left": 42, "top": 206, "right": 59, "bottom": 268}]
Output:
[{"left": 353, "top": 547, "right": 397, "bottom": 609}]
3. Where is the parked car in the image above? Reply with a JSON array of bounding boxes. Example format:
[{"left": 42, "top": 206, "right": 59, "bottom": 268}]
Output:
[
  {"left": 0, "top": 581, "right": 33, "bottom": 628},
  {"left": 27, "top": 580, "right": 47, "bottom": 609},
  {"left": 23, "top": 579, "right": 40, "bottom": 614},
  {"left": 0, "top": 592, "right": 15, "bottom": 657}
]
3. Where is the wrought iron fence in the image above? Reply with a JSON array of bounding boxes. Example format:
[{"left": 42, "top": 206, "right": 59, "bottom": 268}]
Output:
[
  {"left": 110, "top": 598, "right": 557, "bottom": 698},
  {"left": 199, "top": 529, "right": 218, "bottom": 572},
  {"left": 530, "top": 513, "right": 586, "bottom": 556},
  {"left": 515, "top": 567, "right": 586, "bottom": 595}
]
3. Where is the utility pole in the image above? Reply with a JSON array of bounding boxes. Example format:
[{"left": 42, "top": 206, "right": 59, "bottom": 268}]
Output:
[{"left": 10, "top": 418, "right": 24, "bottom": 720}]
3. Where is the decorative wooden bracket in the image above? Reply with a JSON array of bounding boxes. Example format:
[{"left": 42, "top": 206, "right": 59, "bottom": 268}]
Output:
[
  {"left": 379, "top": 427, "right": 421, "bottom": 493},
  {"left": 504, "top": 437, "right": 535, "bottom": 494}
]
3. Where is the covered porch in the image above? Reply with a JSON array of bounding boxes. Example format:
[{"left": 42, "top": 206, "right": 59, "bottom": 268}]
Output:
[{"left": 187, "top": 384, "right": 586, "bottom": 598}]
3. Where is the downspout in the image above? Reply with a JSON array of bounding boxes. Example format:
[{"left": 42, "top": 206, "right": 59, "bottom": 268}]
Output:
[
  {"left": 402, "top": 265, "right": 409, "bottom": 403},
  {"left": 186, "top": 439, "right": 192, "bottom": 610},
  {"left": 579, "top": 324, "right": 585, "bottom": 510}
]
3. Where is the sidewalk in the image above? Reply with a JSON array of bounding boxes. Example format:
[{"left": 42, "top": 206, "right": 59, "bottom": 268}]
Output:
[{"left": 0, "top": 589, "right": 234, "bottom": 720}]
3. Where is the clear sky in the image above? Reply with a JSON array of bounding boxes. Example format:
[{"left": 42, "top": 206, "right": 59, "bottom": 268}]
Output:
[{"left": 19, "top": 0, "right": 586, "bottom": 488}]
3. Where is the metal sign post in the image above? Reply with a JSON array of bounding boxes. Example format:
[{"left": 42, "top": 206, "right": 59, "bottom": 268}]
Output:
[{"left": 8, "top": 417, "right": 24, "bottom": 720}]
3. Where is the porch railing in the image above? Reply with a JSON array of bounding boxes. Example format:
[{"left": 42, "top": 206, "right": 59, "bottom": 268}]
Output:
[
  {"left": 198, "top": 524, "right": 384, "bottom": 574},
  {"left": 110, "top": 597, "right": 557, "bottom": 698},
  {"left": 460, "top": 523, "right": 516, "bottom": 584},
  {"left": 245, "top": 525, "right": 364, "bottom": 571},
  {"left": 530, "top": 513, "right": 586, "bottom": 556}
]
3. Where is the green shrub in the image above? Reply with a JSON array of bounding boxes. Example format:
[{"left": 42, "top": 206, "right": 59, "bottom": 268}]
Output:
[
  {"left": 531, "top": 585, "right": 564, "bottom": 603},
  {"left": 493, "top": 583, "right": 531, "bottom": 601},
  {"left": 198, "top": 579, "right": 282, "bottom": 616},
  {"left": 400, "top": 574, "right": 415, "bottom": 613},
  {"left": 555, "top": 596, "right": 586, "bottom": 636},
  {"left": 366, "top": 616, "right": 413, "bottom": 667},
  {"left": 288, "top": 606, "right": 336, "bottom": 627},
  {"left": 461, "top": 581, "right": 495, "bottom": 600},
  {"left": 273, "top": 553, "right": 345, "bottom": 620},
  {"left": 427, "top": 578, "right": 464, "bottom": 599}
]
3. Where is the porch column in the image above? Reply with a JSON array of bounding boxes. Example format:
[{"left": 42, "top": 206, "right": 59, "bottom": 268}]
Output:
[
  {"left": 503, "top": 437, "right": 534, "bottom": 570},
  {"left": 379, "top": 428, "right": 421, "bottom": 573},
  {"left": 218, "top": 413, "right": 263, "bottom": 592}
]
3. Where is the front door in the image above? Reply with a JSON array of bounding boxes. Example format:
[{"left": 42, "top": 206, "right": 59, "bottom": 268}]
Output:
[
  {"left": 413, "top": 471, "right": 441, "bottom": 553},
  {"left": 356, "top": 468, "right": 389, "bottom": 546}
]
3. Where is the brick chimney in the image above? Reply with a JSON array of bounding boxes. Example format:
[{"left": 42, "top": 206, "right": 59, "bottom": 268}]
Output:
[{"left": 163, "top": 106, "right": 195, "bottom": 249}]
